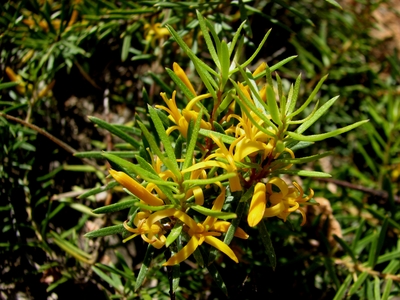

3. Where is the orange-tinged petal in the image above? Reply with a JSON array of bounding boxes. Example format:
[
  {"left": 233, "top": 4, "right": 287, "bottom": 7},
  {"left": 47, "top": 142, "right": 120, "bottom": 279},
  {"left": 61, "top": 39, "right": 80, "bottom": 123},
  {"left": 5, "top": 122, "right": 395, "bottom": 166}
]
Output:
[
  {"left": 109, "top": 169, "right": 164, "bottom": 206},
  {"left": 204, "top": 236, "right": 238, "bottom": 263},
  {"left": 248, "top": 182, "right": 266, "bottom": 227},
  {"left": 163, "top": 235, "right": 199, "bottom": 266},
  {"left": 173, "top": 62, "right": 197, "bottom": 97}
]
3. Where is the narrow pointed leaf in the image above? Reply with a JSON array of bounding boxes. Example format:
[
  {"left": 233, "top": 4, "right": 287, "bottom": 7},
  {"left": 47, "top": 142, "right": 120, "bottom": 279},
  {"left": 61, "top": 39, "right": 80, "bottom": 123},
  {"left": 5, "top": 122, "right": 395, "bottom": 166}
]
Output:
[
  {"left": 85, "top": 224, "right": 125, "bottom": 238},
  {"left": 135, "top": 244, "right": 155, "bottom": 291},
  {"left": 286, "top": 120, "right": 369, "bottom": 142},
  {"left": 296, "top": 96, "right": 339, "bottom": 134},
  {"left": 258, "top": 220, "right": 276, "bottom": 269},
  {"left": 196, "top": 10, "right": 220, "bottom": 69},
  {"left": 190, "top": 204, "right": 237, "bottom": 219},
  {"left": 89, "top": 116, "right": 140, "bottom": 149}
]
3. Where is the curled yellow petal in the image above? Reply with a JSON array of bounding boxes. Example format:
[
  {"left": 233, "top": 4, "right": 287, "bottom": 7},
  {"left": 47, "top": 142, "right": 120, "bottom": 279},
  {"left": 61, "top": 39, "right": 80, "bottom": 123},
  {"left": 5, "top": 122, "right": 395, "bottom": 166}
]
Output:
[
  {"left": 264, "top": 201, "right": 285, "bottom": 218},
  {"left": 247, "top": 182, "right": 266, "bottom": 227},
  {"left": 173, "top": 210, "right": 197, "bottom": 229},
  {"left": 146, "top": 208, "right": 177, "bottom": 225},
  {"left": 109, "top": 169, "right": 164, "bottom": 206},
  {"left": 267, "top": 177, "right": 289, "bottom": 196},
  {"left": 204, "top": 236, "right": 238, "bottom": 263},
  {"left": 163, "top": 235, "right": 199, "bottom": 266}
]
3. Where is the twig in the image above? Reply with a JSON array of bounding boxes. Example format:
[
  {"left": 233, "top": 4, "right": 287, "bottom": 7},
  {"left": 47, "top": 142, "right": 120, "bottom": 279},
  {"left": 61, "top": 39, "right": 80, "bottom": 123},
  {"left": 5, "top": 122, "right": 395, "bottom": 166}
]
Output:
[
  {"left": 1, "top": 113, "right": 101, "bottom": 170},
  {"left": 317, "top": 177, "right": 400, "bottom": 203},
  {"left": 335, "top": 257, "right": 400, "bottom": 282}
]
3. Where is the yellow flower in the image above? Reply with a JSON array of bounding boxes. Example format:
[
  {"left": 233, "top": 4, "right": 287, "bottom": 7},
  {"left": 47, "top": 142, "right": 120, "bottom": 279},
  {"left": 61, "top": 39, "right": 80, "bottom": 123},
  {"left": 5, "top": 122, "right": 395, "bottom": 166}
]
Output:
[
  {"left": 144, "top": 22, "right": 170, "bottom": 47},
  {"left": 247, "top": 182, "right": 266, "bottom": 227},
  {"left": 160, "top": 188, "right": 248, "bottom": 266},
  {"left": 5, "top": 67, "right": 26, "bottom": 95},
  {"left": 182, "top": 134, "right": 243, "bottom": 192},
  {"left": 108, "top": 169, "right": 164, "bottom": 206},
  {"left": 123, "top": 211, "right": 167, "bottom": 249},
  {"left": 173, "top": 62, "right": 197, "bottom": 97},
  {"left": 227, "top": 112, "right": 275, "bottom": 162},
  {"left": 156, "top": 91, "right": 212, "bottom": 138},
  {"left": 248, "top": 177, "right": 314, "bottom": 227}
]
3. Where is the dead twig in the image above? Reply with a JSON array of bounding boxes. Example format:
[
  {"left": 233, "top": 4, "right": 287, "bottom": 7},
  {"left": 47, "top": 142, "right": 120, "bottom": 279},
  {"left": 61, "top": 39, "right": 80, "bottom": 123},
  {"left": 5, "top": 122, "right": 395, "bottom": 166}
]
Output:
[{"left": 317, "top": 177, "right": 400, "bottom": 203}]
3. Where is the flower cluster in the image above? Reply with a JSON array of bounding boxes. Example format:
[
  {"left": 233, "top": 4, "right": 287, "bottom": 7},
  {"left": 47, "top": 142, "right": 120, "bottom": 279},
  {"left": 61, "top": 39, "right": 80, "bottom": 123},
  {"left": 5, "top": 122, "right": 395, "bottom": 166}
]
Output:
[{"left": 89, "top": 12, "right": 367, "bottom": 271}]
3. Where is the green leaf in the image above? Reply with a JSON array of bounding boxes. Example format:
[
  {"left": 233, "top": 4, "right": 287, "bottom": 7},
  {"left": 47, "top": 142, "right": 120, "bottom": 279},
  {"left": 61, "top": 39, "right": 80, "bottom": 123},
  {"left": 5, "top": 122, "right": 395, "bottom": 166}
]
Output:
[
  {"left": 93, "top": 199, "right": 137, "bottom": 214},
  {"left": 285, "top": 73, "right": 302, "bottom": 115},
  {"left": 272, "top": 151, "right": 333, "bottom": 165},
  {"left": 232, "top": 29, "right": 271, "bottom": 73},
  {"left": 166, "top": 24, "right": 217, "bottom": 99},
  {"left": 323, "top": 255, "right": 340, "bottom": 290},
  {"left": 166, "top": 221, "right": 183, "bottom": 248},
  {"left": 352, "top": 219, "right": 366, "bottom": 252},
  {"left": 229, "top": 20, "right": 246, "bottom": 56},
  {"left": 266, "top": 84, "right": 283, "bottom": 126},
  {"left": 231, "top": 81, "right": 277, "bottom": 134},
  {"left": 348, "top": 271, "right": 369, "bottom": 296},
  {"left": 258, "top": 220, "right": 276, "bottom": 269},
  {"left": 190, "top": 204, "right": 236, "bottom": 219},
  {"left": 219, "top": 40, "right": 230, "bottom": 87},
  {"left": 367, "top": 232, "right": 379, "bottom": 267},
  {"left": 50, "top": 232, "right": 92, "bottom": 264},
  {"left": 183, "top": 172, "right": 236, "bottom": 188},
  {"left": 182, "top": 112, "right": 202, "bottom": 181},
  {"left": 206, "top": 263, "right": 228, "bottom": 296},
  {"left": 137, "top": 120, "right": 182, "bottom": 182},
  {"left": 95, "top": 262, "right": 135, "bottom": 281},
  {"left": 224, "top": 188, "right": 253, "bottom": 246},
  {"left": 0, "top": 81, "right": 20, "bottom": 90},
  {"left": 295, "top": 96, "right": 339, "bottom": 134},
  {"left": 236, "top": 64, "right": 270, "bottom": 121},
  {"left": 121, "top": 34, "right": 131, "bottom": 62},
  {"left": 253, "top": 56, "right": 299, "bottom": 81},
  {"left": 272, "top": 169, "right": 332, "bottom": 178},
  {"left": 78, "top": 181, "right": 119, "bottom": 199},
  {"left": 74, "top": 151, "right": 138, "bottom": 159},
  {"left": 92, "top": 265, "right": 122, "bottom": 291},
  {"left": 333, "top": 274, "right": 352, "bottom": 300},
  {"left": 274, "top": 0, "right": 315, "bottom": 26},
  {"left": 199, "top": 128, "right": 236, "bottom": 144},
  {"left": 135, "top": 244, "right": 155, "bottom": 291},
  {"left": 333, "top": 235, "right": 357, "bottom": 265},
  {"left": 85, "top": 224, "right": 124, "bottom": 239},
  {"left": 376, "top": 217, "right": 389, "bottom": 266},
  {"left": 325, "top": 0, "right": 343, "bottom": 9},
  {"left": 148, "top": 105, "right": 180, "bottom": 176},
  {"left": 286, "top": 120, "right": 369, "bottom": 142},
  {"left": 376, "top": 249, "right": 400, "bottom": 264},
  {"left": 134, "top": 203, "right": 175, "bottom": 212},
  {"left": 381, "top": 278, "right": 392, "bottom": 300},
  {"left": 196, "top": 10, "right": 220, "bottom": 69},
  {"left": 374, "top": 276, "right": 381, "bottom": 300},
  {"left": 89, "top": 116, "right": 140, "bottom": 149},
  {"left": 288, "top": 74, "right": 329, "bottom": 119}
]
